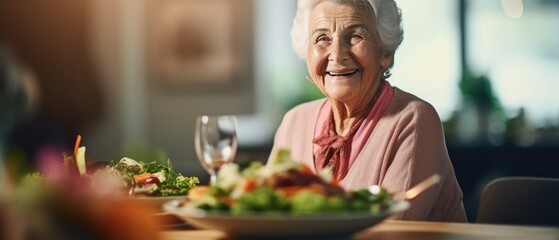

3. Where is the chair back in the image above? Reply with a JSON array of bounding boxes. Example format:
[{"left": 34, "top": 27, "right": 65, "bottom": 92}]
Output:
[{"left": 476, "top": 176, "right": 559, "bottom": 226}]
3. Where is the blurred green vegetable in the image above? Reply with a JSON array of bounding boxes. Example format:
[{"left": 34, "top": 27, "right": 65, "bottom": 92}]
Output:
[
  {"left": 109, "top": 158, "right": 199, "bottom": 197},
  {"left": 231, "top": 187, "right": 289, "bottom": 214},
  {"left": 189, "top": 150, "right": 394, "bottom": 215},
  {"left": 291, "top": 191, "right": 329, "bottom": 213}
]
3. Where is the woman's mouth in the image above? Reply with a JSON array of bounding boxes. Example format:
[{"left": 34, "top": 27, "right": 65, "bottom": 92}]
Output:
[{"left": 327, "top": 69, "right": 358, "bottom": 76}]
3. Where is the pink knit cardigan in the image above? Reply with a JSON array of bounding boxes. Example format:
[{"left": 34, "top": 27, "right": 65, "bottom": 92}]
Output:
[{"left": 269, "top": 87, "right": 467, "bottom": 222}]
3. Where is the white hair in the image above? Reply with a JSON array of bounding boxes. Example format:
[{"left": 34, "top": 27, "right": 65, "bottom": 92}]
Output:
[{"left": 290, "top": 0, "right": 403, "bottom": 67}]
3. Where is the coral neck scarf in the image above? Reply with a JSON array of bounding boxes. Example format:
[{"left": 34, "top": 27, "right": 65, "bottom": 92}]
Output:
[{"left": 313, "top": 81, "right": 394, "bottom": 181}]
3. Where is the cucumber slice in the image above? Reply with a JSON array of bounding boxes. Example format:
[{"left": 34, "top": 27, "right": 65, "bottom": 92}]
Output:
[{"left": 75, "top": 146, "right": 87, "bottom": 175}]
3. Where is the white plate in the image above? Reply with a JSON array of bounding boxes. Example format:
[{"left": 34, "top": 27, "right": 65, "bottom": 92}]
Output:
[{"left": 163, "top": 199, "right": 409, "bottom": 238}]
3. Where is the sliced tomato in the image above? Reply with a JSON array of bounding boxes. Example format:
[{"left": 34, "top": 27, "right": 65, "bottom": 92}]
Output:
[
  {"left": 239, "top": 179, "right": 258, "bottom": 193},
  {"left": 134, "top": 173, "right": 152, "bottom": 184}
]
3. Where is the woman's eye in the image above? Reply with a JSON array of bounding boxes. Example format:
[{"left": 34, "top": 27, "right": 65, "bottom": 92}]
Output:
[
  {"left": 316, "top": 35, "right": 331, "bottom": 43},
  {"left": 349, "top": 35, "right": 363, "bottom": 45}
]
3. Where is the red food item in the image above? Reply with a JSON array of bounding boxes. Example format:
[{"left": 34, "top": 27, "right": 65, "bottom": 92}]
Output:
[
  {"left": 143, "top": 176, "right": 160, "bottom": 185},
  {"left": 239, "top": 179, "right": 258, "bottom": 193},
  {"left": 134, "top": 173, "right": 160, "bottom": 185},
  {"left": 267, "top": 168, "right": 344, "bottom": 197}
]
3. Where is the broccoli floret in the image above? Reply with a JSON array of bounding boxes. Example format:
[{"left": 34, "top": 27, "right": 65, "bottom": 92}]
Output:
[
  {"left": 159, "top": 175, "right": 200, "bottom": 196},
  {"left": 350, "top": 188, "right": 392, "bottom": 212},
  {"left": 194, "top": 195, "right": 229, "bottom": 211},
  {"left": 291, "top": 191, "right": 328, "bottom": 213},
  {"left": 174, "top": 176, "right": 200, "bottom": 191},
  {"left": 231, "top": 187, "right": 289, "bottom": 214},
  {"left": 290, "top": 191, "right": 348, "bottom": 213},
  {"left": 325, "top": 196, "right": 347, "bottom": 211}
]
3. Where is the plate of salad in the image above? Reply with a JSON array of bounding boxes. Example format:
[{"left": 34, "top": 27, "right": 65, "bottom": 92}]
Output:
[
  {"left": 95, "top": 157, "right": 199, "bottom": 213},
  {"left": 33, "top": 135, "right": 200, "bottom": 214},
  {"left": 163, "top": 149, "right": 409, "bottom": 238}
]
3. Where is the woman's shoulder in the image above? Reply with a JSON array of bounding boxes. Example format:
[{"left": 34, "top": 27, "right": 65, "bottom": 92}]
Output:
[
  {"left": 283, "top": 98, "right": 326, "bottom": 118},
  {"left": 391, "top": 87, "right": 438, "bottom": 115},
  {"left": 388, "top": 87, "right": 442, "bottom": 125},
  {"left": 276, "top": 98, "right": 326, "bottom": 132}
]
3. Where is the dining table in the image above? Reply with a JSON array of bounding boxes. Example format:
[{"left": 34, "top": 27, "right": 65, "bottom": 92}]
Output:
[{"left": 161, "top": 219, "right": 559, "bottom": 240}]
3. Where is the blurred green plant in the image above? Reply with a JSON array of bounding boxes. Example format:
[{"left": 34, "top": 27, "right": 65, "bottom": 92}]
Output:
[
  {"left": 444, "top": 72, "right": 508, "bottom": 145},
  {"left": 458, "top": 73, "right": 501, "bottom": 110}
]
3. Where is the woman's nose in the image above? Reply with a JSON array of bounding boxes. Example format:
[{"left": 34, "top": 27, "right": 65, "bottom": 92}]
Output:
[{"left": 328, "top": 38, "right": 349, "bottom": 63}]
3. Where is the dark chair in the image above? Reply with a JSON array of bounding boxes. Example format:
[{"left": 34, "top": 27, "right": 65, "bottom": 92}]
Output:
[{"left": 476, "top": 176, "right": 559, "bottom": 226}]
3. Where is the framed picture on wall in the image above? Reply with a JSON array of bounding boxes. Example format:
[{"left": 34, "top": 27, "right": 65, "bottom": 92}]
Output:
[{"left": 146, "top": 0, "right": 253, "bottom": 92}]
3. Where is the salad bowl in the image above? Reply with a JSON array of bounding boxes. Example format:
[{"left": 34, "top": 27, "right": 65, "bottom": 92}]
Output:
[
  {"left": 162, "top": 149, "right": 411, "bottom": 237},
  {"left": 163, "top": 199, "right": 409, "bottom": 238}
]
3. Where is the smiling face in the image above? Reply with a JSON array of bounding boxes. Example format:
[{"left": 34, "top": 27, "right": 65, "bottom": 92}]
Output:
[{"left": 307, "top": 1, "right": 391, "bottom": 108}]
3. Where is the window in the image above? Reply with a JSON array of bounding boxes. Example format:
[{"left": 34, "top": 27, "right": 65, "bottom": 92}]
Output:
[
  {"left": 468, "top": 0, "right": 559, "bottom": 129},
  {"left": 391, "top": 0, "right": 461, "bottom": 121}
]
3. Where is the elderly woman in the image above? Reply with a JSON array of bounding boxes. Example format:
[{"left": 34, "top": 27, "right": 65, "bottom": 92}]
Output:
[{"left": 269, "top": 0, "right": 467, "bottom": 222}]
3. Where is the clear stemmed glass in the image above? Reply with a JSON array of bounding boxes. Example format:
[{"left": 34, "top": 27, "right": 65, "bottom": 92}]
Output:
[{"left": 194, "top": 115, "right": 238, "bottom": 185}]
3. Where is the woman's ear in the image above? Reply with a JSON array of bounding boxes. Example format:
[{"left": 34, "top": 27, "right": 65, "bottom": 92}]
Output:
[{"left": 380, "top": 52, "right": 393, "bottom": 69}]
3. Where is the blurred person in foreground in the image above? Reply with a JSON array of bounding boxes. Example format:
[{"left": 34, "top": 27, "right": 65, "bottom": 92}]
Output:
[
  {"left": 269, "top": 0, "right": 467, "bottom": 222},
  {"left": 0, "top": 44, "right": 37, "bottom": 190},
  {"left": 0, "top": 171, "right": 162, "bottom": 240},
  {"left": 0, "top": 45, "right": 68, "bottom": 189},
  {"left": 0, "top": 46, "right": 160, "bottom": 239}
]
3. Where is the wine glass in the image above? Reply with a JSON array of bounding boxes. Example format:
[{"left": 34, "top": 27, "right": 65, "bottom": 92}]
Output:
[{"left": 194, "top": 115, "right": 238, "bottom": 185}]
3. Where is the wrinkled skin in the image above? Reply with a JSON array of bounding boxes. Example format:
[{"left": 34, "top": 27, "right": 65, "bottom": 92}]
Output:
[{"left": 306, "top": 1, "right": 392, "bottom": 135}]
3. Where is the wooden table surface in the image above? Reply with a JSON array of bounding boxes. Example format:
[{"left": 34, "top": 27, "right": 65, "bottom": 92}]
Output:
[{"left": 161, "top": 220, "right": 559, "bottom": 240}]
